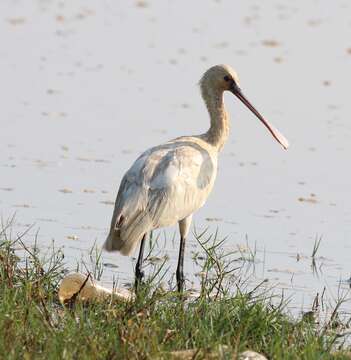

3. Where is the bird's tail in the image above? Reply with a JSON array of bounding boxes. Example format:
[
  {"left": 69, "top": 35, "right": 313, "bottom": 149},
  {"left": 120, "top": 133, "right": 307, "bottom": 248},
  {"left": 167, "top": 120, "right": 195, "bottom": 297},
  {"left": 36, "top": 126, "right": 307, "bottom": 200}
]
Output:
[{"left": 103, "top": 211, "right": 151, "bottom": 256}]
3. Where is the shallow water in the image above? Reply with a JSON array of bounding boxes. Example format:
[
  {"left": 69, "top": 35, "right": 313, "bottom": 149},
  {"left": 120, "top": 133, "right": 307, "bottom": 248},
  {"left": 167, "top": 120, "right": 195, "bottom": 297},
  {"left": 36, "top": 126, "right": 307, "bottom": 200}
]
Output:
[{"left": 1, "top": 0, "right": 351, "bottom": 315}]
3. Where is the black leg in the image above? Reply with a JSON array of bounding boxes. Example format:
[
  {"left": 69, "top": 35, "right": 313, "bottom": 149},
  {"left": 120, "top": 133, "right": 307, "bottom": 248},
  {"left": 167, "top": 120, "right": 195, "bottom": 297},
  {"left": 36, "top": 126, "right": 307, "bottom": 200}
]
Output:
[
  {"left": 176, "top": 236, "right": 186, "bottom": 292},
  {"left": 135, "top": 233, "right": 146, "bottom": 289}
]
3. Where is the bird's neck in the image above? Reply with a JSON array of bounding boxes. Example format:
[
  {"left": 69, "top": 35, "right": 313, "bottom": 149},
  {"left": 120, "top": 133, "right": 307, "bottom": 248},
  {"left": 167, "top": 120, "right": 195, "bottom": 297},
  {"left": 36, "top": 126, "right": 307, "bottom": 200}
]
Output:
[{"left": 202, "top": 88, "right": 230, "bottom": 151}]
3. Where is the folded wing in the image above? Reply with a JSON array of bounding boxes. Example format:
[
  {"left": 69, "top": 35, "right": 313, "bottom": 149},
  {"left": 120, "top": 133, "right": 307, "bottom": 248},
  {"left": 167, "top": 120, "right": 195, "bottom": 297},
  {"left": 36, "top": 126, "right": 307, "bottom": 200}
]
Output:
[{"left": 104, "top": 139, "right": 216, "bottom": 255}]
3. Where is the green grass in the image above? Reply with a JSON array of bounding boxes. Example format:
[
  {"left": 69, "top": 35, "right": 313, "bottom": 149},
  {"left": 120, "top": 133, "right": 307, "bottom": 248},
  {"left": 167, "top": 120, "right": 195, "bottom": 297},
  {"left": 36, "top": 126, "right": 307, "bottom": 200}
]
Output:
[{"left": 0, "top": 223, "right": 350, "bottom": 359}]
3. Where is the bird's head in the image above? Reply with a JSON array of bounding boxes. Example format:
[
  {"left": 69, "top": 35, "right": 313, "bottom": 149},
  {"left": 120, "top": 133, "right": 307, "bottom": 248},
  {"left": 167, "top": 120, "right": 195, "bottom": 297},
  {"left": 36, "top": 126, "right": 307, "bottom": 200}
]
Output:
[
  {"left": 200, "top": 64, "right": 241, "bottom": 92},
  {"left": 200, "top": 64, "right": 289, "bottom": 150}
]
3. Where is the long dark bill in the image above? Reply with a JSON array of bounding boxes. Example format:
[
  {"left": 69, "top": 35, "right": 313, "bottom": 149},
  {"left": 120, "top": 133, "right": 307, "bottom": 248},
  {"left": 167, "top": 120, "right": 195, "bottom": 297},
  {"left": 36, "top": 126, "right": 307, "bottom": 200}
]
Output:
[{"left": 233, "top": 89, "right": 289, "bottom": 150}]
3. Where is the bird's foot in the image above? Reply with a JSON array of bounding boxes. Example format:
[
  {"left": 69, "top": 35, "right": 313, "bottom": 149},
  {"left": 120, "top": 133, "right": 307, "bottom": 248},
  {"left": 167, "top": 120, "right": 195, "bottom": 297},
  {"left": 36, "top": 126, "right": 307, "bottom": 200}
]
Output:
[
  {"left": 177, "top": 283, "right": 184, "bottom": 294},
  {"left": 134, "top": 269, "right": 145, "bottom": 291},
  {"left": 176, "top": 273, "right": 185, "bottom": 293}
]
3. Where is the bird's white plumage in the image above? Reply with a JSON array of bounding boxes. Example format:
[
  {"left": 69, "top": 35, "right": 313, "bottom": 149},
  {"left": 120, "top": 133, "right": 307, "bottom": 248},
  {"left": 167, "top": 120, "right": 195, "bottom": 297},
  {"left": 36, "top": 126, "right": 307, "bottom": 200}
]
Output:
[{"left": 104, "top": 136, "right": 218, "bottom": 255}]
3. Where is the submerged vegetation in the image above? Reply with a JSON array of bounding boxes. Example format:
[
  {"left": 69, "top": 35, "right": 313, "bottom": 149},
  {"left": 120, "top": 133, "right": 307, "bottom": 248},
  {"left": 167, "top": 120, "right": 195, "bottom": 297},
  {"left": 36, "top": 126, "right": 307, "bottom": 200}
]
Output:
[{"left": 0, "top": 220, "right": 351, "bottom": 359}]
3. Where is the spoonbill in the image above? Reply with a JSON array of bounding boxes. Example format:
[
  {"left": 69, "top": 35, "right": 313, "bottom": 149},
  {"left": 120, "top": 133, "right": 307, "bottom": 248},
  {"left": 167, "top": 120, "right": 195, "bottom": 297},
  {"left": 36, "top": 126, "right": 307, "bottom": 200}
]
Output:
[{"left": 104, "top": 64, "right": 288, "bottom": 292}]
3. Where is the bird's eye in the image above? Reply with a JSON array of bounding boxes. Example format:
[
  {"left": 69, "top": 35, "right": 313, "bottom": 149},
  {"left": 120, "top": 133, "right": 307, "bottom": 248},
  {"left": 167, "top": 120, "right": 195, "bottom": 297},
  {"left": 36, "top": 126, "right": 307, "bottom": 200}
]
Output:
[{"left": 223, "top": 75, "right": 231, "bottom": 82}]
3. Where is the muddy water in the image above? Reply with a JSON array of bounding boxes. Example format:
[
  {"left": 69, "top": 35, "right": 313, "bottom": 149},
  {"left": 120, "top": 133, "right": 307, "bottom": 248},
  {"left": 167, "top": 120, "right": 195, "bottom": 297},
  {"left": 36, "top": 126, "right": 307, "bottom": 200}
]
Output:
[{"left": 1, "top": 0, "right": 351, "bottom": 313}]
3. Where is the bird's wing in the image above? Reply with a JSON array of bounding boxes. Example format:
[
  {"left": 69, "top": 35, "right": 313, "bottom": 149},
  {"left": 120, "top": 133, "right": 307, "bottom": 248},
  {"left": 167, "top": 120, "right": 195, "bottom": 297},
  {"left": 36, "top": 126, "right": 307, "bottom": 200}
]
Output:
[
  {"left": 141, "top": 139, "right": 216, "bottom": 227},
  {"left": 106, "top": 139, "right": 216, "bottom": 254}
]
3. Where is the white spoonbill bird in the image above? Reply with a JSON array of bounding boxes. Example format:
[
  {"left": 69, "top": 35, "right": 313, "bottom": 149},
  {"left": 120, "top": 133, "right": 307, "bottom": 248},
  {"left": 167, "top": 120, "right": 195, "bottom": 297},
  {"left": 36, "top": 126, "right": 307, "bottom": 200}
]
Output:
[{"left": 104, "top": 64, "right": 288, "bottom": 292}]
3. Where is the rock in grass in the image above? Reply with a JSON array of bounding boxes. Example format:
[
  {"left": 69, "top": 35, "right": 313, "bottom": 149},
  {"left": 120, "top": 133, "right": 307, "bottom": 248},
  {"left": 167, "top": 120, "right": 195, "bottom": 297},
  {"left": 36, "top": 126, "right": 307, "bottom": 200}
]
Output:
[
  {"left": 168, "top": 346, "right": 267, "bottom": 359},
  {"left": 58, "top": 272, "right": 134, "bottom": 305},
  {"left": 239, "top": 351, "right": 267, "bottom": 360},
  {"left": 168, "top": 345, "right": 230, "bottom": 359}
]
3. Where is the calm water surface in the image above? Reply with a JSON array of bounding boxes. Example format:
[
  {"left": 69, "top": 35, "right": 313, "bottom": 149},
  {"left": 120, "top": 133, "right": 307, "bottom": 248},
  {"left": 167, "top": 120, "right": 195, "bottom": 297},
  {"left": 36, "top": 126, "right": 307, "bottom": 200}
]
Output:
[{"left": 1, "top": 0, "right": 351, "bottom": 314}]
